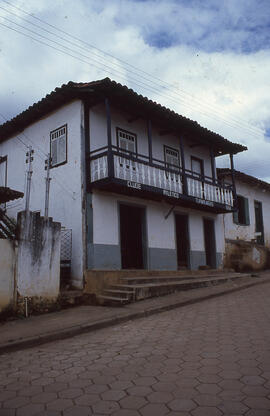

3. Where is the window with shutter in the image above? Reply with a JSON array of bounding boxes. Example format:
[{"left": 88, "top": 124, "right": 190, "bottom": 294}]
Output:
[
  {"left": 164, "top": 146, "right": 180, "bottom": 180},
  {"left": 233, "top": 195, "right": 250, "bottom": 225},
  {"left": 0, "top": 156, "right": 7, "bottom": 187},
  {"left": 50, "top": 125, "right": 67, "bottom": 168},
  {"left": 191, "top": 156, "right": 204, "bottom": 178},
  {"left": 117, "top": 128, "right": 137, "bottom": 170},
  {"left": 0, "top": 155, "right": 7, "bottom": 210},
  {"left": 164, "top": 146, "right": 180, "bottom": 169}
]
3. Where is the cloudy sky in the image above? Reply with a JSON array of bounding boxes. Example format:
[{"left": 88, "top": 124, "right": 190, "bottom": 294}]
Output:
[{"left": 0, "top": 0, "right": 270, "bottom": 180}]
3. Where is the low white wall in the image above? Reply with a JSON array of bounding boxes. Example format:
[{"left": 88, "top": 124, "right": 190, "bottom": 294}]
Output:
[
  {"left": 16, "top": 211, "right": 61, "bottom": 298},
  {"left": 0, "top": 239, "right": 16, "bottom": 313}
]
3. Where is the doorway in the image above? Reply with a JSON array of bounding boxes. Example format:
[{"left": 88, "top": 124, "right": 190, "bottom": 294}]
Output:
[
  {"left": 203, "top": 218, "right": 216, "bottom": 268},
  {"left": 175, "top": 214, "right": 190, "bottom": 269},
  {"left": 119, "top": 204, "right": 146, "bottom": 269},
  {"left": 254, "top": 201, "right": 264, "bottom": 245}
]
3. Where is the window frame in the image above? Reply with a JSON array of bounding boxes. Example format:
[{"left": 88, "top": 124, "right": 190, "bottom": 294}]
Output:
[
  {"left": 163, "top": 145, "right": 180, "bottom": 171},
  {"left": 233, "top": 194, "right": 250, "bottom": 226},
  {"left": 116, "top": 127, "right": 138, "bottom": 171},
  {"left": 0, "top": 155, "right": 8, "bottom": 211},
  {"left": 191, "top": 156, "right": 204, "bottom": 179},
  {"left": 0, "top": 155, "right": 7, "bottom": 187},
  {"left": 116, "top": 127, "right": 138, "bottom": 156},
  {"left": 50, "top": 124, "right": 68, "bottom": 169}
]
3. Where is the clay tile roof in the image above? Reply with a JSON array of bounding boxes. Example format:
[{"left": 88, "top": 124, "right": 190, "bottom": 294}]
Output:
[
  {"left": 217, "top": 168, "right": 270, "bottom": 192},
  {"left": 0, "top": 186, "right": 24, "bottom": 203},
  {"left": 0, "top": 78, "right": 247, "bottom": 156}
]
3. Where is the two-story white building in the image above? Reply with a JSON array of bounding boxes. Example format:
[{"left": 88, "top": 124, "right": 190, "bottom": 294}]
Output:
[
  {"left": 218, "top": 168, "right": 270, "bottom": 247},
  {"left": 0, "top": 79, "right": 246, "bottom": 289}
]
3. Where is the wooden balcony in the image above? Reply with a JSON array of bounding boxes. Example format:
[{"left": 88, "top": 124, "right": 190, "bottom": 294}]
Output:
[{"left": 89, "top": 146, "right": 235, "bottom": 213}]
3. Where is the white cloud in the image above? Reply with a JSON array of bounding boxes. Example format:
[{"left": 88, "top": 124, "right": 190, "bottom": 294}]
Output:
[{"left": 0, "top": 0, "right": 270, "bottom": 181}]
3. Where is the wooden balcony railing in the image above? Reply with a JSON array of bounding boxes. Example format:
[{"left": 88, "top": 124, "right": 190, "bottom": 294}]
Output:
[{"left": 89, "top": 146, "right": 234, "bottom": 207}]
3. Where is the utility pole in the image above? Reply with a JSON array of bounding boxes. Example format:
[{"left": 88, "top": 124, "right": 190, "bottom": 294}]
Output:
[
  {"left": 44, "top": 154, "right": 51, "bottom": 219},
  {"left": 25, "top": 146, "right": 34, "bottom": 212}
]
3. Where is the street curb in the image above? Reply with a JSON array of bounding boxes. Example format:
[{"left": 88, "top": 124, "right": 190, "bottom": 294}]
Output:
[{"left": 0, "top": 277, "right": 269, "bottom": 355}]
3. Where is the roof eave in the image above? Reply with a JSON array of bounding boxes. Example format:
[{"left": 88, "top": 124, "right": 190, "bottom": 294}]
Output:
[{"left": 0, "top": 79, "right": 247, "bottom": 156}]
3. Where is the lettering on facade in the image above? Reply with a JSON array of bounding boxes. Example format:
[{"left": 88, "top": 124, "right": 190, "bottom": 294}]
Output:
[
  {"left": 127, "top": 181, "right": 141, "bottom": 190},
  {"left": 195, "top": 198, "right": 214, "bottom": 207},
  {"left": 163, "top": 190, "right": 180, "bottom": 199}
]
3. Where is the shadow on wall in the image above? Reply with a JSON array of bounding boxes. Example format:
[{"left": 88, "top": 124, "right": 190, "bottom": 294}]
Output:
[{"left": 224, "top": 239, "right": 270, "bottom": 272}]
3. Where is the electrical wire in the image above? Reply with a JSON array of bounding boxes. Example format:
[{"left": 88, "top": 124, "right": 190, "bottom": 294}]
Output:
[
  {"left": 0, "top": 18, "right": 260, "bottom": 143},
  {"left": 0, "top": 0, "right": 263, "bottom": 138},
  {"left": 0, "top": 3, "right": 263, "bottom": 140}
]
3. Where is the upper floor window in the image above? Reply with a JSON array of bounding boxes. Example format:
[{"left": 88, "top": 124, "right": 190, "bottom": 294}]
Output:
[
  {"left": 50, "top": 124, "right": 67, "bottom": 168},
  {"left": 117, "top": 128, "right": 137, "bottom": 154},
  {"left": 0, "top": 155, "right": 7, "bottom": 210},
  {"left": 233, "top": 195, "right": 250, "bottom": 225},
  {"left": 0, "top": 155, "right": 7, "bottom": 187},
  {"left": 191, "top": 156, "right": 204, "bottom": 178},
  {"left": 164, "top": 146, "right": 180, "bottom": 170},
  {"left": 116, "top": 128, "right": 137, "bottom": 170}
]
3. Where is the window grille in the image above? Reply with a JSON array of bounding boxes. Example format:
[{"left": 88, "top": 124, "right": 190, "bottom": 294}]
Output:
[
  {"left": 117, "top": 129, "right": 136, "bottom": 170},
  {"left": 50, "top": 125, "right": 67, "bottom": 167},
  {"left": 164, "top": 146, "right": 180, "bottom": 181},
  {"left": 165, "top": 147, "right": 180, "bottom": 169}
]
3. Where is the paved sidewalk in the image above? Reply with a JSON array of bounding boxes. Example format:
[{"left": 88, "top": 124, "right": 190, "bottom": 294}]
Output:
[{"left": 0, "top": 273, "right": 269, "bottom": 354}]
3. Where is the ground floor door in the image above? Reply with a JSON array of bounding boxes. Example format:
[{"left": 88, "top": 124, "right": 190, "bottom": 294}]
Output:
[
  {"left": 175, "top": 214, "right": 190, "bottom": 269},
  {"left": 120, "top": 204, "right": 146, "bottom": 269},
  {"left": 254, "top": 200, "right": 264, "bottom": 245},
  {"left": 203, "top": 218, "right": 216, "bottom": 268}
]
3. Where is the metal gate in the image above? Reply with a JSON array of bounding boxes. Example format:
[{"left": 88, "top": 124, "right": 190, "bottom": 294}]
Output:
[{"left": 60, "top": 228, "right": 72, "bottom": 287}]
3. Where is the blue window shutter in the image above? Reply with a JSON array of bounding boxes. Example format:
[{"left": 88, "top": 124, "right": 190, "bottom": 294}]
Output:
[
  {"left": 233, "top": 210, "right": 238, "bottom": 224},
  {"left": 244, "top": 197, "right": 250, "bottom": 225}
]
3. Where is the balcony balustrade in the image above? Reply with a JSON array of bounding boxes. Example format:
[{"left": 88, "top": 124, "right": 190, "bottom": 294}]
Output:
[{"left": 89, "top": 146, "right": 234, "bottom": 209}]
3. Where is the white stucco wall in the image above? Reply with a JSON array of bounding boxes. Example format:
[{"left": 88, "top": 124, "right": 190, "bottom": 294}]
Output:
[
  {"left": 0, "top": 100, "right": 84, "bottom": 287},
  {"left": 92, "top": 189, "right": 223, "bottom": 256},
  {"left": 0, "top": 239, "right": 16, "bottom": 313},
  {"left": 223, "top": 178, "right": 270, "bottom": 247},
  {"left": 16, "top": 212, "right": 61, "bottom": 298}
]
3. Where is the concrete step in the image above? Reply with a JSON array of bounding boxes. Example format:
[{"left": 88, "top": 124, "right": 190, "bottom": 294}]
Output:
[
  {"left": 104, "top": 289, "right": 134, "bottom": 300},
  {"left": 104, "top": 289, "right": 133, "bottom": 294},
  {"left": 98, "top": 272, "right": 250, "bottom": 305},
  {"left": 97, "top": 294, "right": 129, "bottom": 305},
  {"left": 119, "top": 272, "right": 243, "bottom": 285}
]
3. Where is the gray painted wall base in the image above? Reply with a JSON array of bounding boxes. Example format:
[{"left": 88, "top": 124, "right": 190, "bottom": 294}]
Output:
[
  {"left": 87, "top": 243, "right": 223, "bottom": 271},
  {"left": 216, "top": 252, "right": 223, "bottom": 269},
  {"left": 87, "top": 243, "right": 121, "bottom": 269},
  {"left": 189, "top": 251, "right": 206, "bottom": 270},
  {"left": 148, "top": 248, "right": 177, "bottom": 270}
]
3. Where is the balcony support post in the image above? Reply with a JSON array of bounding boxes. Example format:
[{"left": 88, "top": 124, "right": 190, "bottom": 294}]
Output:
[
  {"left": 105, "top": 98, "right": 114, "bottom": 178},
  {"left": 179, "top": 135, "right": 188, "bottom": 195},
  {"left": 147, "top": 119, "right": 153, "bottom": 164},
  {"left": 230, "top": 153, "right": 237, "bottom": 208},
  {"left": 210, "top": 148, "right": 216, "bottom": 183},
  {"left": 84, "top": 100, "right": 90, "bottom": 184}
]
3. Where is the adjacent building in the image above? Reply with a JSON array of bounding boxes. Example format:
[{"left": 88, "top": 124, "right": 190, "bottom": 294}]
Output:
[
  {"left": 218, "top": 168, "right": 270, "bottom": 271},
  {"left": 0, "top": 79, "right": 246, "bottom": 288},
  {"left": 218, "top": 168, "right": 270, "bottom": 247}
]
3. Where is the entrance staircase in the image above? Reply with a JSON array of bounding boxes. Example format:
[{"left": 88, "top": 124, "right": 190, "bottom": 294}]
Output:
[{"left": 97, "top": 271, "right": 251, "bottom": 306}]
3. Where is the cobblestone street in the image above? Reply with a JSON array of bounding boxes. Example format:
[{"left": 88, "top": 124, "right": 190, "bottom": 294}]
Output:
[{"left": 1, "top": 283, "right": 270, "bottom": 416}]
